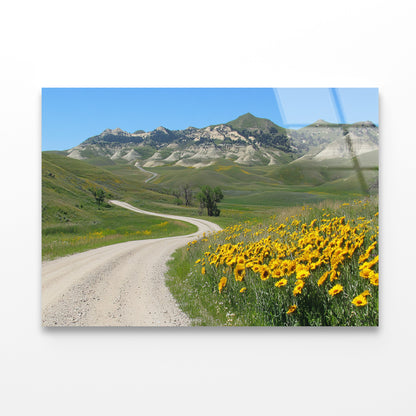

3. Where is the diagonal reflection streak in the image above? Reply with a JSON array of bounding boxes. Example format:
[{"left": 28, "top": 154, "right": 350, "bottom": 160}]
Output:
[
  {"left": 329, "top": 88, "right": 371, "bottom": 195},
  {"left": 273, "top": 88, "right": 378, "bottom": 196}
]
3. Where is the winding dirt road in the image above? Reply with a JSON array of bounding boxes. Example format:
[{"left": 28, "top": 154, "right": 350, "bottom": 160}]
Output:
[
  {"left": 42, "top": 201, "right": 221, "bottom": 327},
  {"left": 134, "top": 162, "right": 158, "bottom": 183}
]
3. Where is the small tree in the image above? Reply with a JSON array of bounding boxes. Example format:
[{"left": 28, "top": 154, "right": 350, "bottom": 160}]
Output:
[
  {"left": 172, "top": 184, "right": 193, "bottom": 206},
  {"left": 181, "top": 184, "right": 193, "bottom": 207},
  {"left": 197, "top": 185, "right": 224, "bottom": 216},
  {"left": 90, "top": 188, "right": 105, "bottom": 206}
]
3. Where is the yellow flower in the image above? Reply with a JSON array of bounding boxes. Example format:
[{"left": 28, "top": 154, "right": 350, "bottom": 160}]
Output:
[
  {"left": 286, "top": 304, "right": 297, "bottom": 314},
  {"left": 234, "top": 264, "right": 246, "bottom": 282},
  {"left": 296, "top": 268, "right": 310, "bottom": 279},
  {"left": 317, "top": 271, "right": 329, "bottom": 286},
  {"left": 293, "top": 280, "right": 305, "bottom": 296},
  {"left": 370, "top": 273, "right": 379, "bottom": 286},
  {"left": 360, "top": 255, "right": 379, "bottom": 271},
  {"left": 252, "top": 264, "right": 262, "bottom": 273},
  {"left": 272, "top": 268, "right": 284, "bottom": 278},
  {"left": 195, "top": 259, "right": 201, "bottom": 264},
  {"left": 359, "top": 268, "right": 372, "bottom": 279},
  {"left": 361, "top": 290, "right": 371, "bottom": 297},
  {"left": 260, "top": 266, "right": 271, "bottom": 281},
  {"left": 209, "top": 254, "right": 219, "bottom": 265},
  {"left": 328, "top": 284, "right": 343, "bottom": 297},
  {"left": 368, "top": 255, "right": 379, "bottom": 268},
  {"left": 240, "top": 287, "right": 247, "bottom": 293},
  {"left": 218, "top": 277, "right": 227, "bottom": 294},
  {"left": 275, "top": 278, "right": 288, "bottom": 288},
  {"left": 329, "top": 270, "right": 339, "bottom": 282},
  {"left": 352, "top": 294, "right": 368, "bottom": 307},
  {"left": 201, "top": 267, "right": 206, "bottom": 275},
  {"left": 226, "top": 256, "right": 236, "bottom": 266}
]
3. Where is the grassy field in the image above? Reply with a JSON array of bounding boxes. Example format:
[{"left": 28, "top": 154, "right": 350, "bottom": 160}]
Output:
[
  {"left": 133, "top": 155, "right": 377, "bottom": 226},
  {"left": 166, "top": 197, "right": 378, "bottom": 326},
  {"left": 43, "top": 204, "right": 196, "bottom": 260},
  {"left": 42, "top": 152, "right": 196, "bottom": 260},
  {"left": 43, "top": 151, "right": 378, "bottom": 260}
]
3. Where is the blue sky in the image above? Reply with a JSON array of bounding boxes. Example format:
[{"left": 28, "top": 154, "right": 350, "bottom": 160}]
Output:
[{"left": 42, "top": 88, "right": 378, "bottom": 151}]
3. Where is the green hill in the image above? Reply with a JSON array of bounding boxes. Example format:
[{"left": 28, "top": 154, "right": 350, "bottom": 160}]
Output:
[
  {"left": 225, "top": 113, "right": 290, "bottom": 151},
  {"left": 142, "top": 156, "right": 376, "bottom": 215},
  {"left": 42, "top": 152, "right": 196, "bottom": 259},
  {"left": 226, "top": 112, "right": 283, "bottom": 131},
  {"left": 42, "top": 148, "right": 378, "bottom": 259}
]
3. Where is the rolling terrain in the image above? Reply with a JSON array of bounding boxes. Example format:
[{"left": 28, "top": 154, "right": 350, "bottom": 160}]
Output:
[
  {"left": 42, "top": 152, "right": 197, "bottom": 259},
  {"left": 42, "top": 112, "right": 378, "bottom": 258}
]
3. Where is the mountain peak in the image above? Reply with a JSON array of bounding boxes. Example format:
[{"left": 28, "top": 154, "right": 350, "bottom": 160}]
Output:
[
  {"left": 241, "top": 112, "right": 255, "bottom": 118},
  {"left": 226, "top": 112, "right": 281, "bottom": 131},
  {"left": 232, "top": 112, "right": 257, "bottom": 122},
  {"left": 155, "top": 126, "right": 169, "bottom": 134},
  {"left": 100, "top": 127, "right": 128, "bottom": 136}
]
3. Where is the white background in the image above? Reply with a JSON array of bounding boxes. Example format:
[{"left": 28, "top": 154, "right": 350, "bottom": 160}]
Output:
[{"left": 1, "top": 0, "right": 415, "bottom": 414}]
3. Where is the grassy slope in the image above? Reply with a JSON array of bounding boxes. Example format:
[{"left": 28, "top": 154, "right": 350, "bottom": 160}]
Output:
[
  {"left": 42, "top": 152, "right": 197, "bottom": 260},
  {"left": 42, "top": 149, "right": 378, "bottom": 259},
  {"left": 140, "top": 155, "right": 377, "bottom": 217}
]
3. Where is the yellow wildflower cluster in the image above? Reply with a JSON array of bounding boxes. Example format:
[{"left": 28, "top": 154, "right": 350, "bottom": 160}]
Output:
[{"left": 195, "top": 207, "right": 378, "bottom": 319}]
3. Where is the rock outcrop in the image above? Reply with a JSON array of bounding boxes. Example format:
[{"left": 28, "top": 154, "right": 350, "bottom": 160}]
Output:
[{"left": 66, "top": 115, "right": 379, "bottom": 168}]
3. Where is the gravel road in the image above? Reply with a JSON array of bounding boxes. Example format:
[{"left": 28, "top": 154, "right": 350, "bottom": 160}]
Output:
[
  {"left": 42, "top": 201, "right": 221, "bottom": 327},
  {"left": 134, "top": 162, "right": 158, "bottom": 183}
]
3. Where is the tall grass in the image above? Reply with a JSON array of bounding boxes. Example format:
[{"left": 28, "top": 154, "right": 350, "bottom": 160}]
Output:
[{"left": 42, "top": 208, "right": 197, "bottom": 260}]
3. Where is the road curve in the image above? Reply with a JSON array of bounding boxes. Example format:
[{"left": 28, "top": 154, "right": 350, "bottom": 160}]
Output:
[
  {"left": 134, "top": 162, "right": 158, "bottom": 183},
  {"left": 42, "top": 201, "right": 221, "bottom": 327}
]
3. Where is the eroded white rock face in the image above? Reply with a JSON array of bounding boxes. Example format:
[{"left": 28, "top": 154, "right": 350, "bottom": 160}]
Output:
[
  {"left": 110, "top": 150, "right": 123, "bottom": 160},
  {"left": 235, "top": 145, "right": 259, "bottom": 165},
  {"left": 146, "top": 151, "right": 164, "bottom": 161},
  {"left": 143, "top": 160, "right": 165, "bottom": 168},
  {"left": 122, "top": 149, "right": 140, "bottom": 162},
  {"left": 66, "top": 120, "right": 378, "bottom": 169},
  {"left": 174, "top": 159, "right": 214, "bottom": 168},
  {"left": 202, "top": 125, "right": 248, "bottom": 142},
  {"left": 314, "top": 132, "right": 378, "bottom": 161},
  {"left": 163, "top": 151, "right": 181, "bottom": 162},
  {"left": 189, "top": 145, "right": 223, "bottom": 160},
  {"left": 67, "top": 149, "right": 85, "bottom": 160}
]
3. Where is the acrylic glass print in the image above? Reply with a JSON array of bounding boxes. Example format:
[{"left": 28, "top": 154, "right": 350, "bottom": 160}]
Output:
[{"left": 42, "top": 88, "right": 379, "bottom": 326}]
